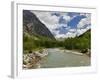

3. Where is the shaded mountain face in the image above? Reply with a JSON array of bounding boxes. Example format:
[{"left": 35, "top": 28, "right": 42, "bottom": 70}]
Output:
[{"left": 23, "top": 10, "right": 55, "bottom": 39}]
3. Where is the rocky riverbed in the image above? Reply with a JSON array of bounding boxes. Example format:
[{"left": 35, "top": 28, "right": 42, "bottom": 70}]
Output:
[
  {"left": 23, "top": 49, "right": 48, "bottom": 69},
  {"left": 23, "top": 48, "right": 90, "bottom": 69}
]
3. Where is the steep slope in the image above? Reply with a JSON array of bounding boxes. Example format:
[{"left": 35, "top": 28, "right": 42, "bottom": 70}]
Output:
[
  {"left": 78, "top": 29, "right": 91, "bottom": 38},
  {"left": 23, "top": 10, "right": 55, "bottom": 39},
  {"left": 64, "top": 29, "right": 91, "bottom": 50}
]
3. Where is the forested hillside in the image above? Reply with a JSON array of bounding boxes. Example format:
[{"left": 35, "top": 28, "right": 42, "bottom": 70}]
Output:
[{"left": 23, "top": 29, "right": 91, "bottom": 54}]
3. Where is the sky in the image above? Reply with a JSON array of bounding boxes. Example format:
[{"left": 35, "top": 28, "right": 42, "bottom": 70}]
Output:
[{"left": 31, "top": 10, "right": 91, "bottom": 39}]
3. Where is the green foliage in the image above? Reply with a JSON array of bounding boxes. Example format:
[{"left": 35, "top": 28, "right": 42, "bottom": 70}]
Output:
[
  {"left": 23, "top": 32, "right": 58, "bottom": 52},
  {"left": 64, "top": 30, "right": 91, "bottom": 51},
  {"left": 23, "top": 30, "right": 91, "bottom": 53}
]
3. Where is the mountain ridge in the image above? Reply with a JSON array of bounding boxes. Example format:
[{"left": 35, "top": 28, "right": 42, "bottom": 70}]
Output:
[{"left": 23, "top": 10, "right": 55, "bottom": 39}]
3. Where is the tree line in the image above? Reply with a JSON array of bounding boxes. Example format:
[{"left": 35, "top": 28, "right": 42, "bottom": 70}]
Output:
[{"left": 23, "top": 30, "right": 91, "bottom": 53}]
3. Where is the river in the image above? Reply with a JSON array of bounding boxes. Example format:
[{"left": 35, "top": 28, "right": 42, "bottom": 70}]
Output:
[{"left": 40, "top": 48, "right": 90, "bottom": 68}]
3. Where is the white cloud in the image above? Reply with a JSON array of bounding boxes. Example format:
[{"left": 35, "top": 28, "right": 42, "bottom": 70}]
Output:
[
  {"left": 55, "top": 31, "right": 77, "bottom": 39},
  {"left": 77, "top": 29, "right": 86, "bottom": 36},
  {"left": 55, "top": 34, "right": 67, "bottom": 38},
  {"left": 69, "top": 29, "right": 76, "bottom": 33},
  {"left": 76, "top": 13, "right": 91, "bottom": 36},
  {"left": 31, "top": 11, "right": 90, "bottom": 39},
  {"left": 31, "top": 11, "right": 59, "bottom": 31},
  {"left": 31, "top": 11, "right": 71, "bottom": 36},
  {"left": 77, "top": 13, "right": 91, "bottom": 29},
  {"left": 77, "top": 26, "right": 90, "bottom": 36},
  {"left": 32, "top": 11, "right": 59, "bottom": 24},
  {"left": 63, "top": 15, "right": 71, "bottom": 22},
  {"left": 66, "top": 32, "right": 77, "bottom": 38}
]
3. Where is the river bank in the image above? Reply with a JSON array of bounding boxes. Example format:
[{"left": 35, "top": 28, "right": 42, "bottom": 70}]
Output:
[
  {"left": 59, "top": 49, "right": 83, "bottom": 55},
  {"left": 23, "top": 48, "right": 90, "bottom": 69},
  {"left": 59, "top": 48, "right": 91, "bottom": 57},
  {"left": 23, "top": 49, "right": 48, "bottom": 69}
]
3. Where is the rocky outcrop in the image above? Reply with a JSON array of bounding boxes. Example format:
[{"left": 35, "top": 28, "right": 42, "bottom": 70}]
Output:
[
  {"left": 23, "top": 49, "right": 48, "bottom": 69},
  {"left": 23, "top": 10, "right": 55, "bottom": 39}
]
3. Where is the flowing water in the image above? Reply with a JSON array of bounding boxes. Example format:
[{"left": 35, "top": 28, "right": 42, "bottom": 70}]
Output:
[{"left": 40, "top": 48, "right": 90, "bottom": 68}]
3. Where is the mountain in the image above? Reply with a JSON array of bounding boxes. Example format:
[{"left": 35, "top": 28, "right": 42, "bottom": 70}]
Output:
[
  {"left": 78, "top": 29, "right": 91, "bottom": 38},
  {"left": 64, "top": 29, "right": 91, "bottom": 50},
  {"left": 23, "top": 10, "right": 55, "bottom": 39}
]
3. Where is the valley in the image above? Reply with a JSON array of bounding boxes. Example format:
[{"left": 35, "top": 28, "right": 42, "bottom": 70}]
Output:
[{"left": 23, "top": 10, "right": 91, "bottom": 69}]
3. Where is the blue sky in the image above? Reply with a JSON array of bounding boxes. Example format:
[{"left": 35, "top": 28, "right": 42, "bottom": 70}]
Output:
[
  {"left": 32, "top": 11, "right": 91, "bottom": 38},
  {"left": 67, "top": 15, "right": 86, "bottom": 29}
]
